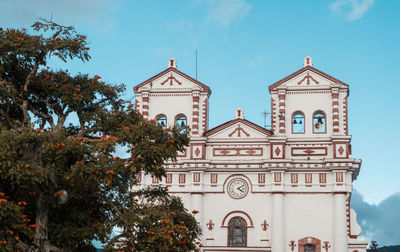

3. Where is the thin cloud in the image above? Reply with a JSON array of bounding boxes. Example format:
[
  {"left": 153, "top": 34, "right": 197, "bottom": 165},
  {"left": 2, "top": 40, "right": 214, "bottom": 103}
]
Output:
[
  {"left": 244, "top": 56, "right": 269, "bottom": 68},
  {"left": 351, "top": 190, "right": 400, "bottom": 245},
  {"left": 329, "top": 0, "right": 374, "bottom": 21},
  {"left": 207, "top": 0, "right": 251, "bottom": 27},
  {"left": 0, "top": 0, "right": 119, "bottom": 31}
]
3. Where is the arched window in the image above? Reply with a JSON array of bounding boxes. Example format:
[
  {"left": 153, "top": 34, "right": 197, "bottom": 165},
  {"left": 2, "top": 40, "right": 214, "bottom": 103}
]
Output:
[
  {"left": 156, "top": 114, "right": 167, "bottom": 129},
  {"left": 228, "top": 217, "right": 246, "bottom": 247},
  {"left": 304, "top": 244, "right": 316, "bottom": 252},
  {"left": 298, "top": 237, "right": 321, "bottom": 252},
  {"left": 175, "top": 115, "right": 187, "bottom": 132},
  {"left": 292, "top": 112, "right": 305, "bottom": 133},
  {"left": 313, "top": 111, "right": 326, "bottom": 133}
]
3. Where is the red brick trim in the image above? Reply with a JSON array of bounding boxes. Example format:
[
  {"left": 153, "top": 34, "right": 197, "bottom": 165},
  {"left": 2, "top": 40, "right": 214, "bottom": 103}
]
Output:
[
  {"left": 213, "top": 147, "right": 263, "bottom": 157},
  {"left": 206, "top": 118, "right": 272, "bottom": 137},
  {"left": 134, "top": 67, "right": 211, "bottom": 94},
  {"left": 291, "top": 147, "right": 327, "bottom": 156},
  {"left": 221, "top": 210, "right": 254, "bottom": 226},
  {"left": 298, "top": 237, "right": 321, "bottom": 252},
  {"left": 269, "top": 65, "right": 349, "bottom": 91},
  {"left": 291, "top": 110, "right": 305, "bottom": 134}
]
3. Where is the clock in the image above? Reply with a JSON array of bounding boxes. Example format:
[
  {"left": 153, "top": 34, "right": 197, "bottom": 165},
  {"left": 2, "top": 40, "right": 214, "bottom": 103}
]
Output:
[{"left": 227, "top": 178, "right": 249, "bottom": 199}]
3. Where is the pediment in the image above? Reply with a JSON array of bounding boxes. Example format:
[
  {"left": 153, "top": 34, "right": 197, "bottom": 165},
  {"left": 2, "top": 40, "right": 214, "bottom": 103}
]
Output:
[
  {"left": 206, "top": 119, "right": 272, "bottom": 139},
  {"left": 134, "top": 67, "right": 211, "bottom": 94},
  {"left": 269, "top": 66, "right": 348, "bottom": 91}
]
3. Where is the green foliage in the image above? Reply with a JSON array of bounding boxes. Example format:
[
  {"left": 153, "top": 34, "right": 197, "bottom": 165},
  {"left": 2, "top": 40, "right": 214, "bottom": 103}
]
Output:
[
  {"left": 0, "top": 19, "right": 199, "bottom": 252},
  {"left": 369, "top": 241, "right": 379, "bottom": 251},
  {"left": 105, "top": 187, "right": 201, "bottom": 252}
]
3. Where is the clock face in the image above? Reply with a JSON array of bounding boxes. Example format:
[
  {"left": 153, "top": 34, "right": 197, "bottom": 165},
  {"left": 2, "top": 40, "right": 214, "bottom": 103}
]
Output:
[{"left": 227, "top": 178, "right": 249, "bottom": 199}]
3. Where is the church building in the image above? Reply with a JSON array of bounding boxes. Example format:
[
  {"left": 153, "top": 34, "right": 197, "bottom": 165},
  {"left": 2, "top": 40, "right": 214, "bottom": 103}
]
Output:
[{"left": 133, "top": 57, "right": 368, "bottom": 252}]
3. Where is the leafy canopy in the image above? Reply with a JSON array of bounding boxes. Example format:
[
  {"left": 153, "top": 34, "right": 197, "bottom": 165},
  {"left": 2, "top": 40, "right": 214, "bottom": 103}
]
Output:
[{"left": 0, "top": 19, "right": 200, "bottom": 252}]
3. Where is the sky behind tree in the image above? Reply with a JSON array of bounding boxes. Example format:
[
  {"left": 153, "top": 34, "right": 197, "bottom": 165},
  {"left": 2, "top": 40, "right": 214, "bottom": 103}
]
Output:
[{"left": 2, "top": 0, "right": 399, "bottom": 246}]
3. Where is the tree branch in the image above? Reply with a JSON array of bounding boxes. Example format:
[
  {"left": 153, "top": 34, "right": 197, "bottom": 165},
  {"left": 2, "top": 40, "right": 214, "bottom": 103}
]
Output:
[
  {"left": 21, "top": 58, "right": 42, "bottom": 127},
  {"left": 29, "top": 105, "right": 55, "bottom": 129}
]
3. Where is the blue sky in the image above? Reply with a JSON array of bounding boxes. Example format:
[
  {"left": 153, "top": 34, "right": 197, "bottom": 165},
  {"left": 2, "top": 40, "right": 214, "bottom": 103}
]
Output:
[{"left": 2, "top": 0, "right": 400, "bottom": 246}]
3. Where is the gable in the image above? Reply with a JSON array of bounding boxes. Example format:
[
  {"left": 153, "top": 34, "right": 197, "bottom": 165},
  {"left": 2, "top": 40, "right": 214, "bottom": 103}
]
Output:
[
  {"left": 206, "top": 119, "right": 272, "bottom": 139},
  {"left": 269, "top": 66, "right": 349, "bottom": 91},
  {"left": 134, "top": 67, "right": 211, "bottom": 94}
]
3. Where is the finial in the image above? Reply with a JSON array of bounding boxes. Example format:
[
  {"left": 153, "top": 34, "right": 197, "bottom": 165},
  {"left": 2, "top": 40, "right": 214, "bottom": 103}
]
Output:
[
  {"left": 304, "top": 56, "right": 313, "bottom": 67},
  {"left": 235, "top": 108, "right": 244, "bottom": 119},
  {"left": 168, "top": 58, "right": 177, "bottom": 68}
]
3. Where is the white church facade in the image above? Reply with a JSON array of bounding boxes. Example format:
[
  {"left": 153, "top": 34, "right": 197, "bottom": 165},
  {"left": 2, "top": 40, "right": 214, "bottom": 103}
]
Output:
[{"left": 133, "top": 57, "right": 368, "bottom": 252}]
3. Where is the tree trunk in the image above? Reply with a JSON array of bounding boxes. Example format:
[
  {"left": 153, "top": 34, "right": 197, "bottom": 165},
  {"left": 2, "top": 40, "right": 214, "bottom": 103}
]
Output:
[{"left": 33, "top": 193, "right": 50, "bottom": 252}]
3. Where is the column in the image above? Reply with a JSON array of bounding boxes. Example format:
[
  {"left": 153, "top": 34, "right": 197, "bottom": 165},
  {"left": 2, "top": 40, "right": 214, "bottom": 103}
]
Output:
[
  {"left": 334, "top": 192, "right": 348, "bottom": 252},
  {"left": 192, "top": 90, "right": 200, "bottom": 136},
  {"left": 191, "top": 171, "right": 204, "bottom": 242},
  {"left": 141, "top": 91, "right": 149, "bottom": 120},
  {"left": 278, "top": 90, "right": 286, "bottom": 135},
  {"left": 271, "top": 192, "right": 285, "bottom": 252},
  {"left": 332, "top": 88, "right": 340, "bottom": 134}
]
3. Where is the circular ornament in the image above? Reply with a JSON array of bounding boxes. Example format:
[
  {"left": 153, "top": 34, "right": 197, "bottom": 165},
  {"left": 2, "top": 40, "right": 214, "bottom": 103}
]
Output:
[{"left": 227, "top": 178, "right": 249, "bottom": 199}]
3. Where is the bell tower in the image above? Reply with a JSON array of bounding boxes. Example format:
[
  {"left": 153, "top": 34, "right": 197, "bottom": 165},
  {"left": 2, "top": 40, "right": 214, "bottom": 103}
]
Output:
[
  {"left": 134, "top": 58, "right": 211, "bottom": 137},
  {"left": 268, "top": 56, "right": 351, "bottom": 160}
]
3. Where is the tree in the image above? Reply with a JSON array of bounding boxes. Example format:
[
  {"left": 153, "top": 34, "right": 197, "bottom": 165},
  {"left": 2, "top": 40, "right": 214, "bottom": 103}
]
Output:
[
  {"left": 104, "top": 188, "right": 201, "bottom": 251},
  {"left": 0, "top": 19, "right": 201, "bottom": 251},
  {"left": 369, "top": 241, "right": 379, "bottom": 252}
]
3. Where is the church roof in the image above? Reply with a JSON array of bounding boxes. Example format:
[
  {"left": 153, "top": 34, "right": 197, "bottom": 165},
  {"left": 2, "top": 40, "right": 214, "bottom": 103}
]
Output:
[
  {"left": 268, "top": 64, "right": 349, "bottom": 91},
  {"left": 205, "top": 118, "right": 273, "bottom": 138},
  {"left": 133, "top": 59, "right": 211, "bottom": 94}
]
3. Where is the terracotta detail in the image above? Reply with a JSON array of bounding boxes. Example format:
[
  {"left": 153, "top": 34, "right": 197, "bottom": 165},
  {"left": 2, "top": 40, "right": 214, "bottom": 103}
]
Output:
[
  {"left": 297, "top": 73, "right": 319, "bottom": 85},
  {"left": 221, "top": 210, "right": 254, "bottom": 226},
  {"left": 193, "top": 172, "right": 200, "bottom": 183},
  {"left": 319, "top": 173, "right": 326, "bottom": 184},
  {"left": 261, "top": 220, "right": 269, "bottom": 231},
  {"left": 338, "top": 146, "right": 344, "bottom": 155},
  {"left": 211, "top": 174, "right": 218, "bottom": 183},
  {"left": 274, "top": 172, "right": 281, "bottom": 182},
  {"left": 322, "top": 241, "right": 331, "bottom": 252},
  {"left": 289, "top": 241, "right": 297, "bottom": 251},
  {"left": 195, "top": 147, "right": 201, "bottom": 157},
  {"left": 206, "top": 219, "right": 215, "bottom": 230},
  {"left": 291, "top": 174, "right": 298, "bottom": 184},
  {"left": 298, "top": 237, "right": 321, "bottom": 252},
  {"left": 228, "top": 125, "right": 250, "bottom": 137},
  {"left": 179, "top": 174, "right": 186, "bottom": 184},
  {"left": 166, "top": 174, "right": 172, "bottom": 184},
  {"left": 291, "top": 147, "right": 327, "bottom": 156},
  {"left": 213, "top": 148, "right": 263, "bottom": 157},
  {"left": 274, "top": 146, "right": 281, "bottom": 156},
  {"left": 258, "top": 174, "right": 266, "bottom": 184}
]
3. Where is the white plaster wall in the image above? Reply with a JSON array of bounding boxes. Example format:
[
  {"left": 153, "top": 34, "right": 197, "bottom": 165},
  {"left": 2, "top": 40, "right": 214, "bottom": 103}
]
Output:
[
  {"left": 199, "top": 192, "right": 272, "bottom": 247},
  {"left": 284, "top": 194, "right": 334, "bottom": 250},
  {"left": 285, "top": 92, "right": 333, "bottom": 138},
  {"left": 148, "top": 94, "right": 193, "bottom": 128}
]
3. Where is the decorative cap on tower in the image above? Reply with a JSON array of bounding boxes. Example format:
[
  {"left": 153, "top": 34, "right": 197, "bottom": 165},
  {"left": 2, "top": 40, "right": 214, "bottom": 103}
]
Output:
[
  {"left": 304, "top": 56, "right": 313, "bottom": 67},
  {"left": 168, "top": 58, "right": 177, "bottom": 68},
  {"left": 235, "top": 108, "right": 244, "bottom": 119}
]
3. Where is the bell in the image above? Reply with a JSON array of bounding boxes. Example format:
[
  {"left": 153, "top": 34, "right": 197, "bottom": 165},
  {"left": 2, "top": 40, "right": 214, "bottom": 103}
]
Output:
[
  {"left": 160, "top": 121, "right": 165, "bottom": 127},
  {"left": 299, "top": 120, "right": 302, "bottom": 124},
  {"left": 293, "top": 119, "right": 298, "bottom": 124},
  {"left": 317, "top": 117, "right": 323, "bottom": 124},
  {"left": 180, "top": 121, "right": 185, "bottom": 127}
]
